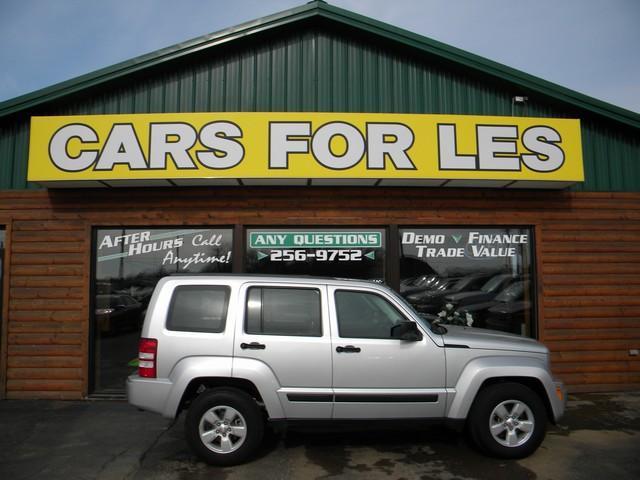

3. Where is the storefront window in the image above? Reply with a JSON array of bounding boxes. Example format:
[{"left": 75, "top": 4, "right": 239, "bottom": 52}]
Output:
[
  {"left": 245, "top": 228, "right": 385, "bottom": 281},
  {"left": 399, "top": 227, "right": 535, "bottom": 337},
  {"left": 92, "top": 228, "right": 233, "bottom": 394}
]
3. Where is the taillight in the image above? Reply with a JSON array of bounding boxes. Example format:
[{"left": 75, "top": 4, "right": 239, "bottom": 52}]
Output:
[{"left": 138, "top": 337, "right": 158, "bottom": 378}]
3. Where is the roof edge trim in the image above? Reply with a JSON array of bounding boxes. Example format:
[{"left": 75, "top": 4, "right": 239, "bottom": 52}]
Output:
[
  {"left": 315, "top": 2, "right": 640, "bottom": 129},
  {"left": 0, "top": 2, "right": 322, "bottom": 118}
]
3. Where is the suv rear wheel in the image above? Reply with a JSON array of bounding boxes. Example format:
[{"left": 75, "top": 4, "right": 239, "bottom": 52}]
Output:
[
  {"left": 185, "top": 388, "right": 264, "bottom": 466},
  {"left": 468, "top": 382, "right": 547, "bottom": 458}
]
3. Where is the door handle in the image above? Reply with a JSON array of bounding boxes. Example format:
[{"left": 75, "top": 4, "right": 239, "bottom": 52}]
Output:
[
  {"left": 240, "top": 342, "right": 266, "bottom": 350},
  {"left": 336, "top": 345, "right": 361, "bottom": 353}
]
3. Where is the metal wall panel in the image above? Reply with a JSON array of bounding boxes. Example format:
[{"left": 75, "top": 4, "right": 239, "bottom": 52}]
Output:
[{"left": 0, "top": 27, "right": 638, "bottom": 190}]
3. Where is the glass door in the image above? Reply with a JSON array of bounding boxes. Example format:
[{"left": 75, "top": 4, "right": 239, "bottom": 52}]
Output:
[{"left": 91, "top": 228, "right": 233, "bottom": 394}]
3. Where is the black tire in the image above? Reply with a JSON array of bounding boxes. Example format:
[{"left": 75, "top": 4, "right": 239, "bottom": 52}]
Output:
[
  {"left": 185, "top": 388, "right": 264, "bottom": 466},
  {"left": 467, "top": 382, "right": 547, "bottom": 459}
]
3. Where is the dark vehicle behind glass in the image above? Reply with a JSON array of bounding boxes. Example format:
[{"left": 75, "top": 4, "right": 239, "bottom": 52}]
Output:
[
  {"left": 458, "top": 280, "right": 531, "bottom": 332},
  {"left": 399, "top": 274, "right": 440, "bottom": 296},
  {"left": 95, "top": 294, "right": 144, "bottom": 335},
  {"left": 406, "top": 274, "right": 493, "bottom": 313},
  {"left": 443, "top": 273, "right": 519, "bottom": 309}
]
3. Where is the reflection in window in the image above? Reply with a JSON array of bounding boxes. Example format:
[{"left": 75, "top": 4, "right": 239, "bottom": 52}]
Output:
[
  {"left": 167, "top": 286, "right": 230, "bottom": 333},
  {"left": 399, "top": 228, "right": 534, "bottom": 337},
  {"left": 92, "top": 228, "right": 233, "bottom": 394},
  {"left": 245, "top": 287, "right": 321, "bottom": 337}
]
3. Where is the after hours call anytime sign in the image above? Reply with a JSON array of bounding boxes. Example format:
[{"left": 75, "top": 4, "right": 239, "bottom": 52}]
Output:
[{"left": 28, "top": 112, "right": 584, "bottom": 187}]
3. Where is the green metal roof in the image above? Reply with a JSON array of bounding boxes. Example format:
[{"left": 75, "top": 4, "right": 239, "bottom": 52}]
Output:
[{"left": 0, "top": 0, "right": 639, "bottom": 130}]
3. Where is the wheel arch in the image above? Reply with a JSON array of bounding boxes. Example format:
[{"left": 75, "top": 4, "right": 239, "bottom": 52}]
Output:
[
  {"left": 473, "top": 376, "right": 555, "bottom": 425},
  {"left": 163, "top": 356, "right": 284, "bottom": 419},
  {"left": 177, "top": 377, "right": 264, "bottom": 417},
  {"left": 446, "top": 356, "right": 557, "bottom": 422}
]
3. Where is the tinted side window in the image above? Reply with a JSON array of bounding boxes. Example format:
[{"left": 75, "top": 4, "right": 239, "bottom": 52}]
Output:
[
  {"left": 246, "top": 287, "right": 321, "bottom": 337},
  {"left": 336, "top": 290, "right": 405, "bottom": 339},
  {"left": 167, "top": 285, "right": 230, "bottom": 333}
]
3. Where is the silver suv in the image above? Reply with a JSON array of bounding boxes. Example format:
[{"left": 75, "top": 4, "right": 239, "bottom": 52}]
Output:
[{"left": 127, "top": 275, "right": 565, "bottom": 465}]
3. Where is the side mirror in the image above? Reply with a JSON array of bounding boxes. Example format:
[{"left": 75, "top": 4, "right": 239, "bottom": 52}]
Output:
[{"left": 390, "top": 321, "right": 423, "bottom": 341}]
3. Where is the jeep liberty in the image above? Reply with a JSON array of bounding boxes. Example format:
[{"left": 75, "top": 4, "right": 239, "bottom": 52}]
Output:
[{"left": 127, "top": 275, "right": 566, "bottom": 465}]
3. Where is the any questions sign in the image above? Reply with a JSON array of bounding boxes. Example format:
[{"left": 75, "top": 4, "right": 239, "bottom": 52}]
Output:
[{"left": 28, "top": 112, "right": 583, "bottom": 188}]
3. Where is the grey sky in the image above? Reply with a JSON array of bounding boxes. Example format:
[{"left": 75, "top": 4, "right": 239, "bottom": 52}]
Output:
[{"left": 1, "top": 0, "right": 638, "bottom": 113}]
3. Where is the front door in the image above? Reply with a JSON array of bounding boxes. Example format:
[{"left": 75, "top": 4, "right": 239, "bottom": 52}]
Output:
[
  {"left": 329, "top": 286, "right": 446, "bottom": 419},
  {"left": 235, "top": 282, "right": 333, "bottom": 418}
]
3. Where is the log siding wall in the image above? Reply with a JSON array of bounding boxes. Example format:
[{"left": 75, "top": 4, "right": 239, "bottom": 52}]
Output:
[{"left": 0, "top": 187, "right": 638, "bottom": 398}]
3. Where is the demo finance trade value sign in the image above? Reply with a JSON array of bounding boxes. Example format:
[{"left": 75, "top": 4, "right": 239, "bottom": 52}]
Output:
[{"left": 28, "top": 112, "right": 583, "bottom": 188}]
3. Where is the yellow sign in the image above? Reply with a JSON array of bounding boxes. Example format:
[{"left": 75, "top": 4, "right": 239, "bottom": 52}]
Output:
[{"left": 28, "top": 112, "right": 583, "bottom": 188}]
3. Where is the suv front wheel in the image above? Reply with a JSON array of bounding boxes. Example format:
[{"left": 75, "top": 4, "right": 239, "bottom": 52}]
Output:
[
  {"left": 185, "top": 388, "right": 265, "bottom": 466},
  {"left": 468, "top": 382, "right": 547, "bottom": 458}
]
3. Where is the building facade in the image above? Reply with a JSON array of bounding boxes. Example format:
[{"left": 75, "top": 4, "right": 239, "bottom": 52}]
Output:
[{"left": 1, "top": 2, "right": 639, "bottom": 399}]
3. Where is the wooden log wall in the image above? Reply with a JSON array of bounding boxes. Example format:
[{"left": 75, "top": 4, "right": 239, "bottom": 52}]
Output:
[{"left": 0, "top": 187, "right": 639, "bottom": 398}]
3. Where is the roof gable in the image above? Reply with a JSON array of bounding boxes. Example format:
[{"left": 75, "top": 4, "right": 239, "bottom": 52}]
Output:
[{"left": 0, "top": 1, "right": 639, "bottom": 130}]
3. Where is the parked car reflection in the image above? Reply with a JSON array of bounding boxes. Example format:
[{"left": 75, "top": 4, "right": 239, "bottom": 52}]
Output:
[
  {"left": 399, "top": 274, "right": 440, "bottom": 297},
  {"left": 405, "top": 273, "right": 494, "bottom": 314},
  {"left": 95, "top": 294, "right": 144, "bottom": 335},
  {"left": 442, "top": 273, "right": 519, "bottom": 309},
  {"left": 458, "top": 280, "right": 531, "bottom": 332},
  {"left": 484, "top": 281, "right": 533, "bottom": 335}
]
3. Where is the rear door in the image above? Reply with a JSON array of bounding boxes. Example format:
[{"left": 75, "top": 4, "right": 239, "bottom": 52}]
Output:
[
  {"left": 329, "top": 285, "right": 446, "bottom": 419},
  {"left": 234, "top": 282, "right": 333, "bottom": 418}
]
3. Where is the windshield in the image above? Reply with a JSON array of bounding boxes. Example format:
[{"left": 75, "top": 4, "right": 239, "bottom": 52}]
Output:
[
  {"left": 402, "top": 274, "right": 435, "bottom": 288},
  {"left": 434, "top": 277, "right": 456, "bottom": 291},
  {"left": 453, "top": 277, "right": 470, "bottom": 290},
  {"left": 495, "top": 281, "right": 528, "bottom": 302},
  {"left": 481, "top": 274, "right": 510, "bottom": 293},
  {"left": 418, "top": 275, "right": 439, "bottom": 288},
  {"left": 452, "top": 275, "right": 480, "bottom": 291}
]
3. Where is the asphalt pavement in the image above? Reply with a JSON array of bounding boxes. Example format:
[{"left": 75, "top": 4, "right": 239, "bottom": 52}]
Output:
[{"left": 0, "top": 392, "right": 639, "bottom": 480}]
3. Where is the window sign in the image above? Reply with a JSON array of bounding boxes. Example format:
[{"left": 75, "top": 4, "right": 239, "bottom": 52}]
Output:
[
  {"left": 245, "top": 228, "right": 385, "bottom": 281},
  {"left": 400, "top": 227, "right": 534, "bottom": 337},
  {"left": 92, "top": 228, "right": 232, "bottom": 394}
]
